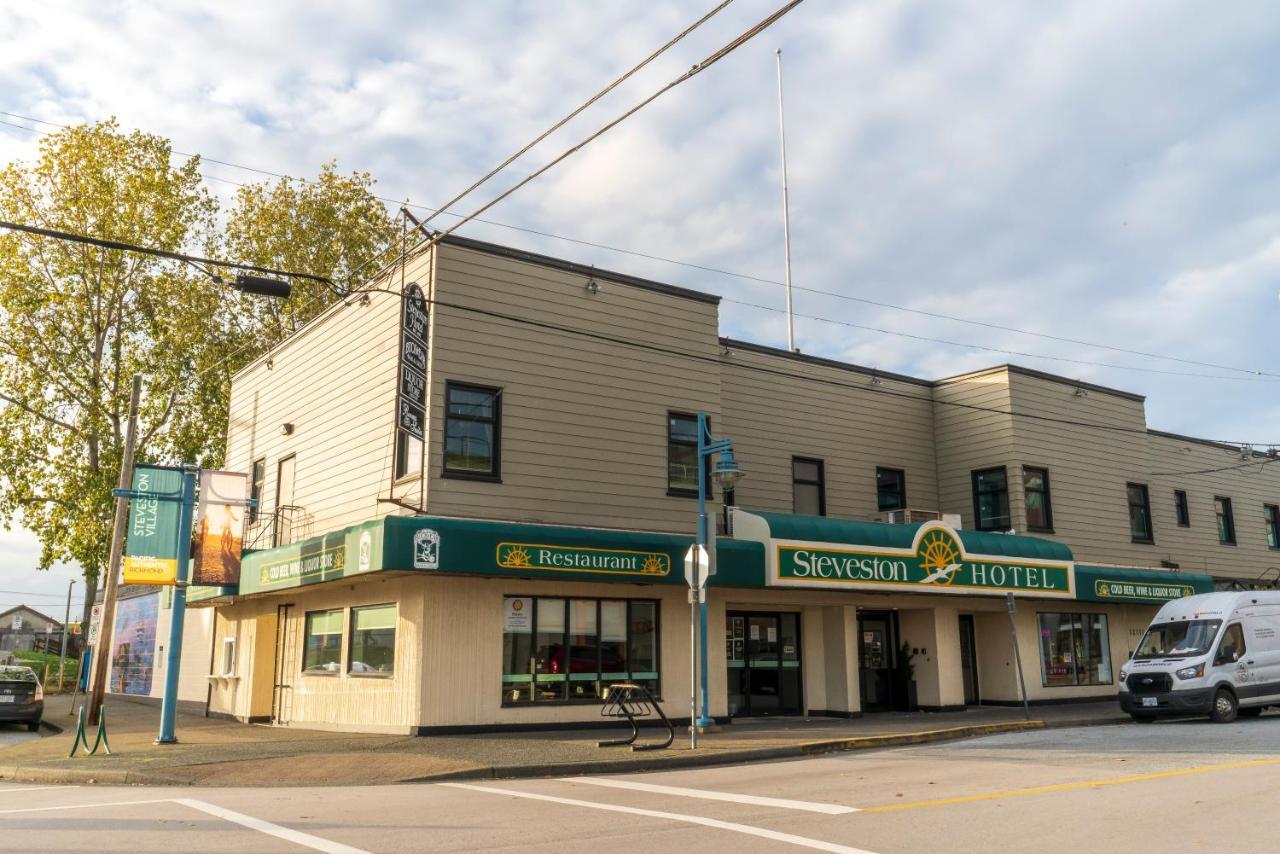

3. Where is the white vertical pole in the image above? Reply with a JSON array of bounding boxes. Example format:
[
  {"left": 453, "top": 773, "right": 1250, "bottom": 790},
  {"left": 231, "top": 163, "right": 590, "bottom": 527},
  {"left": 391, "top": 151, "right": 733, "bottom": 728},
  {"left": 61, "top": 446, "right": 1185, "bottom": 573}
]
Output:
[{"left": 776, "top": 48, "right": 796, "bottom": 353}]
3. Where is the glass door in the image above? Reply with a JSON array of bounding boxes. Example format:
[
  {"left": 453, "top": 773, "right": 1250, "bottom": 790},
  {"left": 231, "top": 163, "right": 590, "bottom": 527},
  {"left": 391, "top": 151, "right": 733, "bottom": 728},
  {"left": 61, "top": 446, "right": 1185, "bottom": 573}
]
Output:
[
  {"left": 747, "top": 615, "right": 781, "bottom": 714},
  {"left": 959, "top": 614, "right": 979, "bottom": 706},
  {"left": 726, "top": 611, "right": 803, "bottom": 716},
  {"left": 858, "top": 612, "right": 895, "bottom": 711}
]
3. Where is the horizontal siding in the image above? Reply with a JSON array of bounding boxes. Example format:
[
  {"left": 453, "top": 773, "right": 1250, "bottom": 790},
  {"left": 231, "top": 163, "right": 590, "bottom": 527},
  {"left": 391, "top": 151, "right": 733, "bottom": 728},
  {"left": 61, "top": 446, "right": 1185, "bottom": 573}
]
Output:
[{"left": 933, "top": 372, "right": 1015, "bottom": 526}]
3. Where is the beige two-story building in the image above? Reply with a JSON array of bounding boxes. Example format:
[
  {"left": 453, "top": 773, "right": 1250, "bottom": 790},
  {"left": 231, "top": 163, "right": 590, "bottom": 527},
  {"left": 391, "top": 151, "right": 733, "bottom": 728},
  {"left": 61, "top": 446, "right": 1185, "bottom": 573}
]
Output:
[{"left": 188, "top": 234, "right": 1276, "bottom": 733}]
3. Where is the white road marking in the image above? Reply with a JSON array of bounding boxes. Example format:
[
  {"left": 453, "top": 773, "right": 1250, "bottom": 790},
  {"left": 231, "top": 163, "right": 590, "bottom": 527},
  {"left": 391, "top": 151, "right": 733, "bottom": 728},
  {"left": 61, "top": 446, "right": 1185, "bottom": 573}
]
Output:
[
  {"left": 0, "top": 785, "right": 81, "bottom": 793},
  {"left": 563, "top": 776, "right": 859, "bottom": 814},
  {"left": 0, "top": 798, "right": 173, "bottom": 814},
  {"left": 441, "top": 782, "right": 877, "bottom": 854},
  {"left": 175, "top": 798, "right": 371, "bottom": 854}
]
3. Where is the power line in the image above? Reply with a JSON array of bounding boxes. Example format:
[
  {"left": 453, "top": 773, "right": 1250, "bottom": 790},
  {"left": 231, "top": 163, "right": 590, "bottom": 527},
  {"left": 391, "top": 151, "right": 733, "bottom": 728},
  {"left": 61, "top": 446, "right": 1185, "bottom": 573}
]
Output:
[
  {"left": 721, "top": 297, "right": 1280, "bottom": 382},
  {"left": 419, "top": 0, "right": 737, "bottom": 227},
  {"left": 6, "top": 109, "right": 1273, "bottom": 381},
  {"left": 1150, "top": 457, "right": 1280, "bottom": 478}
]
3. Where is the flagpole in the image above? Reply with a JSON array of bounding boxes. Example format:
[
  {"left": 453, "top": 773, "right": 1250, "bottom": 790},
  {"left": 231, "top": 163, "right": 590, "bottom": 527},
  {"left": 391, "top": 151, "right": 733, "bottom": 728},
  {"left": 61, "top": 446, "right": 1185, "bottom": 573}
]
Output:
[{"left": 776, "top": 48, "right": 796, "bottom": 353}]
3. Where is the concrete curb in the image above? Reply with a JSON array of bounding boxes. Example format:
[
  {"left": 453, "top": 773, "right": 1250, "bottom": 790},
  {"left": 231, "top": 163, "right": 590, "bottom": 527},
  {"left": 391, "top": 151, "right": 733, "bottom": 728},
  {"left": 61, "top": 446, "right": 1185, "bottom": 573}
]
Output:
[{"left": 0, "top": 717, "right": 1129, "bottom": 788}]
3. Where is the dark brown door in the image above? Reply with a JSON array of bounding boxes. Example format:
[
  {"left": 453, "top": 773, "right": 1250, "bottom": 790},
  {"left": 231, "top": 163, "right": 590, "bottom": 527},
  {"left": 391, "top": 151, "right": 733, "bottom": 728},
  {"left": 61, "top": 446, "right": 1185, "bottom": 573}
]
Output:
[{"left": 959, "top": 614, "right": 979, "bottom": 706}]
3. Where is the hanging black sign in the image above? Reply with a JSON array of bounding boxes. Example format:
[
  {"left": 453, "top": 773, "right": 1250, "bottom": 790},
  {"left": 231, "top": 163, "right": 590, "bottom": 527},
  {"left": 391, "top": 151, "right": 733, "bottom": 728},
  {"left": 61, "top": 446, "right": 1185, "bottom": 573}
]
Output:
[{"left": 397, "top": 283, "right": 429, "bottom": 440}]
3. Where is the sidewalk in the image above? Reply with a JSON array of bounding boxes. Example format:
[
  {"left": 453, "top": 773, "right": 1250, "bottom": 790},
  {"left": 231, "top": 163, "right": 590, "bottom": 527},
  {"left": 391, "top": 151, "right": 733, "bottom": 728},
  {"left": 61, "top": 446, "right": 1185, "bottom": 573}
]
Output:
[{"left": 0, "top": 694, "right": 1127, "bottom": 787}]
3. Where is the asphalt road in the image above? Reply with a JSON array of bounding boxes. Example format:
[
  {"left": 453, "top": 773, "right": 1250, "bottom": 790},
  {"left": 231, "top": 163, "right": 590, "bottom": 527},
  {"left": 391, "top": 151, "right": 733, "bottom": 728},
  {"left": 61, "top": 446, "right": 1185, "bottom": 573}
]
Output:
[
  {"left": 0, "top": 721, "right": 39, "bottom": 750},
  {"left": 4, "top": 717, "right": 1280, "bottom": 853}
]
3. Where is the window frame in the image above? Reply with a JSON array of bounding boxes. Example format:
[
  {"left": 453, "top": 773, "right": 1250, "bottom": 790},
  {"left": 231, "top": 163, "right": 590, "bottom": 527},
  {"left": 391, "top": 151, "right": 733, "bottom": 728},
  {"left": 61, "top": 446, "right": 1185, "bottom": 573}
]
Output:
[
  {"left": 248, "top": 458, "right": 265, "bottom": 525},
  {"left": 220, "top": 636, "right": 237, "bottom": 677},
  {"left": 1174, "top": 490, "right": 1190, "bottom": 528},
  {"left": 301, "top": 608, "right": 344, "bottom": 676},
  {"left": 1214, "top": 623, "right": 1246, "bottom": 666},
  {"left": 501, "top": 594, "right": 661, "bottom": 706},
  {"left": 792, "top": 457, "right": 826, "bottom": 516},
  {"left": 1021, "top": 465, "right": 1054, "bottom": 533},
  {"left": 1126, "top": 482, "right": 1154, "bottom": 544},
  {"left": 1036, "top": 611, "right": 1113, "bottom": 688},
  {"left": 875, "top": 467, "right": 907, "bottom": 513},
  {"left": 666, "top": 411, "right": 709, "bottom": 498},
  {"left": 348, "top": 603, "right": 397, "bottom": 678},
  {"left": 442, "top": 381, "right": 502, "bottom": 482},
  {"left": 1215, "top": 496, "right": 1237, "bottom": 545},
  {"left": 1265, "top": 504, "right": 1280, "bottom": 550},
  {"left": 393, "top": 430, "right": 424, "bottom": 482},
  {"left": 971, "top": 466, "right": 1011, "bottom": 532}
]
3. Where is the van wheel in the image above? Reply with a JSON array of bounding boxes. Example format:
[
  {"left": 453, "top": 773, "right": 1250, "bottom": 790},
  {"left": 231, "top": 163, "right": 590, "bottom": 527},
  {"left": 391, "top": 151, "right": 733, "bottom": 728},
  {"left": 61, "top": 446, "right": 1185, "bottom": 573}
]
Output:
[
  {"left": 1130, "top": 714, "right": 1156, "bottom": 723},
  {"left": 1210, "top": 689, "right": 1238, "bottom": 723},
  {"left": 1239, "top": 707, "right": 1263, "bottom": 718}
]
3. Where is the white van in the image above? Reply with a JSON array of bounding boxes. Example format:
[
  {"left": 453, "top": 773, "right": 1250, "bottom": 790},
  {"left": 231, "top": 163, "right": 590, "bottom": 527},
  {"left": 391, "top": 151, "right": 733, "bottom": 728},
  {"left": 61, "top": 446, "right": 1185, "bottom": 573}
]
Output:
[{"left": 1119, "top": 591, "right": 1280, "bottom": 722}]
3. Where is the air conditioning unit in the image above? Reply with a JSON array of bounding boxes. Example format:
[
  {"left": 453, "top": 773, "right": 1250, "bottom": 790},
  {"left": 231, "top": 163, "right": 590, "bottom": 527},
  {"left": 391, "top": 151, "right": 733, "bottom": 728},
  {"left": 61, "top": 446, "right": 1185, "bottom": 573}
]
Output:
[{"left": 878, "top": 508, "right": 943, "bottom": 525}]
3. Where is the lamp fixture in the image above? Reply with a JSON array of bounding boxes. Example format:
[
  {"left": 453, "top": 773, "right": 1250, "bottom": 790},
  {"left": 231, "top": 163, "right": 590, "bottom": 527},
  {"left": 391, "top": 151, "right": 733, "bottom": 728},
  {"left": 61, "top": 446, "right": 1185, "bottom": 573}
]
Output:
[
  {"left": 712, "top": 447, "right": 744, "bottom": 492},
  {"left": 280, "top": 423, "right": 295, "bottom": 436},
  {"left": 585, "top": 277, "right": 599, "bottom": 295},
  {"left": 1074, "top": 386, "right": 1089, "bottom": 398}
]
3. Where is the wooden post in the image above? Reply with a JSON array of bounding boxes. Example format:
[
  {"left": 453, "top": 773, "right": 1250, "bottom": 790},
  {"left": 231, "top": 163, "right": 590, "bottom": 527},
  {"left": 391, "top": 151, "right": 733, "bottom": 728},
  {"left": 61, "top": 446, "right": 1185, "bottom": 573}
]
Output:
[{"left": 86, "top": 375, "right": 141, "bottom": 726}]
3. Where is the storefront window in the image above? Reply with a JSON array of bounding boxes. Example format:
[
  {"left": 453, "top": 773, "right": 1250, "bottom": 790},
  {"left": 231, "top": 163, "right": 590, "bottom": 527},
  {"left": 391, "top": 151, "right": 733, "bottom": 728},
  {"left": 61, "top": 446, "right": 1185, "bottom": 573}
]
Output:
[
  {"left": 349, "top": 604, "right": 396, "bottom": 675},
  {"left": 303, "top": 609, "right": 343, "bottom": 673},
  {"left": 1038, "top": 612, "right": 1112, "bottom": 687},
  {"left": 502, "top": 596, "right": 659, "bottom": 704}
]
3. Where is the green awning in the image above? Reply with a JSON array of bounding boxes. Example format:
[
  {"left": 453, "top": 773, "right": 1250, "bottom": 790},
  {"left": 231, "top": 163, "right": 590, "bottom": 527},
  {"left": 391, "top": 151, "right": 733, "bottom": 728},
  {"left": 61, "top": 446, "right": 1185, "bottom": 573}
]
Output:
[{"left": 1074, "top": 565, "right": 1214, "bottom": 604}]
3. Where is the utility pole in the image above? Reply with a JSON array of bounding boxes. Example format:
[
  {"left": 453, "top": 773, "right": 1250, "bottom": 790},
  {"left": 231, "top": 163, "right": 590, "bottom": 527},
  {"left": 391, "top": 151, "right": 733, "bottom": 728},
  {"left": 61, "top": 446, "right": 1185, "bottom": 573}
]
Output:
[
  {"left": 776, "top": 48, "right": 796, "bottom": 353},
  {"left": 57, "top": 579, "right": 74, "bottom": 689},
  {"left": 87, "top": 375, "right": 141, "bottom": 726},
  {"left": 156, "top": 464, "right": 197, "bottom": 744}
]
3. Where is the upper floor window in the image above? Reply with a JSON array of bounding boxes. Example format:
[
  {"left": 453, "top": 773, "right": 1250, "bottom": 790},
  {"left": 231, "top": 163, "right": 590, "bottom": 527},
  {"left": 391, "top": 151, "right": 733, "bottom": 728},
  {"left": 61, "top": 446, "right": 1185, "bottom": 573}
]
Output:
[
  {"left": 1174, "top": 490, "right": 1190, "bottom": 528},
  {"left": 972, "top": 467, "right": 1010, "bottom": 531},
  {"left": 667, "top": 413, "right": 705, "bottom": 496},
  {"left": 876, "top": 467, "right": 906, "bottom": 512},
  {"left": 1215, "top": 496, "right": 1236, "bottom": 545},
  {"left": 1127, "top": 483, "right": 1153, "bottom": 543},
  {"left": 1022, "top": 466, "right": 1054, "bottom": 532},
  {"left": 444, "top": 382, "right": 501, "bottom": 480},
  {"left": 248, "top": 458, "right": 265, "bottom": 525},
  {"left": 1266, "top": 504, "right": 1280, "bottom": 550},
  {"left": 792, "top": 458, "right": 826, "bottom": 516}
]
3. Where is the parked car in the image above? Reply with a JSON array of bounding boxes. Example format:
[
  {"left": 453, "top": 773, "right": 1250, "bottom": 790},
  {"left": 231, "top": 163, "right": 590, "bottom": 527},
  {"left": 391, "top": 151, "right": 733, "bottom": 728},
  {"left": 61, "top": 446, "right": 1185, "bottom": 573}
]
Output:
[
  {"left": 1119, "top": 591, "right": 1280, "bottom": 723},
  {"left": 0, "top": 665, "right": 43, "bottom": 732}
]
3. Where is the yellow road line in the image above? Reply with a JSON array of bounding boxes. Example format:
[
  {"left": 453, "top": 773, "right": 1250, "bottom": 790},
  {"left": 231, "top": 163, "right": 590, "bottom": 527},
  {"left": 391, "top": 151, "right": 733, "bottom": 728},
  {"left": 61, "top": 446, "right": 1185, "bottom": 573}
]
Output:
[{"left": 863, "top": 757, "right": 1280, "bottom": 813}]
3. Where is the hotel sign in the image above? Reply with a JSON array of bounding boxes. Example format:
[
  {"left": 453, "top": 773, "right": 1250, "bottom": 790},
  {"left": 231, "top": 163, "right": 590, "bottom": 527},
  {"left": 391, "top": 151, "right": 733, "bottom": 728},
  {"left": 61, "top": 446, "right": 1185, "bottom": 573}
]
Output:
[
  {"left": 396, "top": 282, "right": 429, "bottom": 441},
  {"left": 495, "top": 542, "right": 671, "bottom": 579},
  {"left": 773, "top": 522, "right": 1074, "bottom": 598}
]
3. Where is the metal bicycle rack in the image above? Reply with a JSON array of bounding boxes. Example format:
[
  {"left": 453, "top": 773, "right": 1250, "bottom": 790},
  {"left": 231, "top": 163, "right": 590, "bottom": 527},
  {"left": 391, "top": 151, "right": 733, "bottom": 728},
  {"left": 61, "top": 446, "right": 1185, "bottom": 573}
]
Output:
[{"left": 598, "top": 683, "right": 674, "bottom": 751}]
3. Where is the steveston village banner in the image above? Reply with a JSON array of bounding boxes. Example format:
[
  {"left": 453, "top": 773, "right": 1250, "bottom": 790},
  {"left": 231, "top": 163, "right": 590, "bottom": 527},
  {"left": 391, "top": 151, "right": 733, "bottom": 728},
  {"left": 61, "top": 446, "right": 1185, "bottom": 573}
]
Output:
[
  {"left": 771, "top": 521, "right": 1074, "bottom": 598},
  {"left": 192, "top": 470, "right": 248, "bottom": 586},
  {"left": 122, "top": 465, "right": 185, "bottom": 585}
]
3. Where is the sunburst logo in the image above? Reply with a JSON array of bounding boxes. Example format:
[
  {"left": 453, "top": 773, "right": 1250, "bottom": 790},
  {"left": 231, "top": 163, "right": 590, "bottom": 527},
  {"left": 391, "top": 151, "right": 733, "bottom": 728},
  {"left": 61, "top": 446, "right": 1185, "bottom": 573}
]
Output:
[
  {"left": 917, "top": 529, "right": 962, "bottom": 585},
  {"left": 499, "top": 545, "right": 531, "bottom": 568},
  {"left": 641, "top": 555, "right": 667, "bottom": 575}
]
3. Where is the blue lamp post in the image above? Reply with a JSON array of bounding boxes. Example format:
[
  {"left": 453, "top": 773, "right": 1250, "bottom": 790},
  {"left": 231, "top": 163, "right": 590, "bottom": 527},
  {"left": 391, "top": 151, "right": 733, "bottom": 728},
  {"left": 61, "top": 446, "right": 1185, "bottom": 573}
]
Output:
[{"left": 694, "top": 412, "right": 742, "bottom": 729}]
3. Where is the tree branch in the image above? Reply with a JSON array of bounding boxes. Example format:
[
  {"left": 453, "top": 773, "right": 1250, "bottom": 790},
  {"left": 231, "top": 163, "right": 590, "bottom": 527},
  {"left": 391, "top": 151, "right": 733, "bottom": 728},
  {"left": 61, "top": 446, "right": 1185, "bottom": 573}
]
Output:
[{"left": 0, "top": 391, "right": 82, "bottom": 435}]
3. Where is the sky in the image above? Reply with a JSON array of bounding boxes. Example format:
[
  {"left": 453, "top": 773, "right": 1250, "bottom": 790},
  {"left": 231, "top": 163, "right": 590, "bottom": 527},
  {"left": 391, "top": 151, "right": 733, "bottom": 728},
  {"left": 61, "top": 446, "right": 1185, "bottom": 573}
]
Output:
[{"left": 0, "top": 1, "right": 1277, "bottom": 602}]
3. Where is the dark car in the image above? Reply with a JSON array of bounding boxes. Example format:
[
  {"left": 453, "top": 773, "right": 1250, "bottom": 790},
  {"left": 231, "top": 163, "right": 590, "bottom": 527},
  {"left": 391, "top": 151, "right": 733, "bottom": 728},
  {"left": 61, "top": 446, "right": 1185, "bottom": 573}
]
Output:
[{"left": 0, "top": 665, "right": 44, "bottom": 732}]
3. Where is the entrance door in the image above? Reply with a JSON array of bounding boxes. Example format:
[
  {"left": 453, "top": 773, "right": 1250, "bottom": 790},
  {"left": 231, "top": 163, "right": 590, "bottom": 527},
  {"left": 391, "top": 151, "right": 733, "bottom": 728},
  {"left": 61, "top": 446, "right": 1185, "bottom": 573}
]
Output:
[
  {"left": 858, "top": 611, "right": 897, "bottom": 711},
  {"left": 726, "top": 611, "right": 802, "bottom": 716},
  {"left": 959, "top": 614, "right": 980, "bottom": 706},
  {"left": 271, "top": 603, "right": 297, "bottom": 724}
]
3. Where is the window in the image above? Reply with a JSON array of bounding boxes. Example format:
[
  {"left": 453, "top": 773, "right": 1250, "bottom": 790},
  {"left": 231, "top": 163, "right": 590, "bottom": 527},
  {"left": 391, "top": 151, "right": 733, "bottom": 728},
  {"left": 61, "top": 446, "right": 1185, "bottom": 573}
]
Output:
[
  {"left": 501, "top": 596, "right": 659, "bottom": 705},
  {"left": 349, "top": 604, "right": 396, "bottom": 675},
  {"left": 1022, "top": 466, "right": 1054, "bottom": 532},
  {"left": 1266, "top": 504, "right": 1280, "bottom": 549},
  {"left": 876, "top": 467, "right": 906, "bottom": 512},
  {"left": 1215, "top": 496, "right": 1236, "bottom": 545},
  {"left": 1127, "top": 483, "right": 1153, "bottom": 543},
  {"left": 792, "top": 458, "right": 826, "bottom": 516},
  {"left": 444, "top": 382, "right": 501, "bottom": 479},
  {"left": 972, "top": 467, "right": 1010, "bottom": 531},
  {"left": 1214, "top": 623, "right": 1246, "bottom": 666},
  {"left": 302, "top": 609, "right": 343, "bottom": 673},
  {"left": 1174, "top": 490, "right": 1190, "bottom": 528},
  {"left": 248, "top": 458, "right": 265, "bottom": 525},
  {"left": 220, "top": 637, "right": 237, "bottom": 677},
  {"left": 667, "top": 413, "right": 701, "bottom": 495},
  {"left": 394, "top": 431, "right": 423, "bottom": 480},
  {"left": 1038, "top": 613, "right": 1112, "bottom": 687}
]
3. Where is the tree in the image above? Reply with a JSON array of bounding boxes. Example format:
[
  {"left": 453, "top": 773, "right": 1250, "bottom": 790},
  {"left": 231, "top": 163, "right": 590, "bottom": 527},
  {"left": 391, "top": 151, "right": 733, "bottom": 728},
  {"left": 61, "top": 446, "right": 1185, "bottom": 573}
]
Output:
[{"left": 0, "top": 119, "right": 221, "bottom": 627}]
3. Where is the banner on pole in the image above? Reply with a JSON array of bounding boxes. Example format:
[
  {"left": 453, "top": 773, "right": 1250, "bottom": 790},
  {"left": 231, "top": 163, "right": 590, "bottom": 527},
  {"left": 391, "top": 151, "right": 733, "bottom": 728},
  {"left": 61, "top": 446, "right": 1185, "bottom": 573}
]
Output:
[
  {"left": 192, "top": 470, "right": 248, "bottom": 586},
  {"left": 122, "top": 465, "right": 184, "bottom": 585}
]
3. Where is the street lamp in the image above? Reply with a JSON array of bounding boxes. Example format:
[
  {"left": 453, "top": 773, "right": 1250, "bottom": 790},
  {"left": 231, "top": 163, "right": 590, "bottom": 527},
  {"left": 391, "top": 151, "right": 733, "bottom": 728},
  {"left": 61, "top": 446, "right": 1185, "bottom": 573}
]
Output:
[{"left": 694, "top": 412, "right": 742, "bottom": 734}]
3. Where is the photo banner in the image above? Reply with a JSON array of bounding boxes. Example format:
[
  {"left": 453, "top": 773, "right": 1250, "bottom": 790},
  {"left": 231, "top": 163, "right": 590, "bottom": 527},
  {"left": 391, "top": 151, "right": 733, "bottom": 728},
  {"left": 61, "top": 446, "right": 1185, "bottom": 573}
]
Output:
[
  {"left": 192, "top": 470, "right": 248, "bottom": 586},
  {"left": 122, "top": 465, "right": 184, "bottom": 585}
]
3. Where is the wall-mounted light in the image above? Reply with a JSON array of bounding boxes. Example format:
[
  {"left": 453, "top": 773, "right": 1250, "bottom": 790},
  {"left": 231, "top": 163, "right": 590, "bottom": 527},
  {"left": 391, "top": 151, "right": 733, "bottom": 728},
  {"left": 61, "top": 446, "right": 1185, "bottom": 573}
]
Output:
[
  {"left": 585, "top": 277, "right": 599, "bottom": 295},
  {"left": 1073, "top": 386, "right": 1089, "bottom": 398},
  {"left": 280, "top": 423, "right": 295, "bottom": 436},
  {"left": 266, "top": 357, "right": 275, "bottom": 370}
]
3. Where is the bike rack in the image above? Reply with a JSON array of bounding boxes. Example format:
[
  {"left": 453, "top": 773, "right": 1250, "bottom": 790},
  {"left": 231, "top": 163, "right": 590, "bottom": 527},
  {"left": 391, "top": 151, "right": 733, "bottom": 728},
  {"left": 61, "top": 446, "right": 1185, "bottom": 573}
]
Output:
[{"left": 598, "top": 683, "right": 674, "bottom": 751}]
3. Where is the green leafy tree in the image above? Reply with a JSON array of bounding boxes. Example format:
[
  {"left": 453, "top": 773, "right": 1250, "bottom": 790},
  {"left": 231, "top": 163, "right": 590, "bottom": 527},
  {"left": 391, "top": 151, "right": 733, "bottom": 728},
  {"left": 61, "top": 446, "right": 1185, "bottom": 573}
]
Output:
[{"left": 0, "top": 119, "right": 220, "bottom": 626}]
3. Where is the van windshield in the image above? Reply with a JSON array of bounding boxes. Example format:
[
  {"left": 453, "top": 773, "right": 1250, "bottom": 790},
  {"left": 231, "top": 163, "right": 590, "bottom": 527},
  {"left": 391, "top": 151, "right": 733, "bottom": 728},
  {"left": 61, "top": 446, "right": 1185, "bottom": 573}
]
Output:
[{"left": 1134, "top": 620, "right": 1222, "bottom": 659}]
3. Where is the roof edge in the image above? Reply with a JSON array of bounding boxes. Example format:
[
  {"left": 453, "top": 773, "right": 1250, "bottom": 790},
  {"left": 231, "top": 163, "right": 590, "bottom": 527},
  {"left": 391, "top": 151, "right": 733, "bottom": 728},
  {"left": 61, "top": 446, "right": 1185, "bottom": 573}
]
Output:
[{"left": 719, "top": 337, "right": 934, "bottom": 388}]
